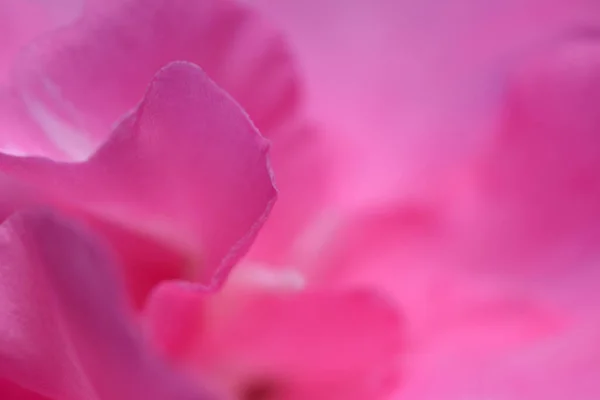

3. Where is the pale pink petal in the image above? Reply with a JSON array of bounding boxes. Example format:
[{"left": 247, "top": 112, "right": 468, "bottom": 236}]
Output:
[
  {"left": 0, "top": 62, "right": 277, "bottom": 306},
  {"left": 0, "top": 0, "right": 82, "bottom": 155},
  {"left": 396, "top": 319, "right": 600, "bottom": 400},
  {"left": 11, "top": 0, "right": 300, "bottom": 160},
  {"left": 0, "top": 87, "right": 70, "bottom": 157},
  {"left": 0, "top": 209, "right": 216, "bottom": 400},
  {"left": 248, "top": 124, "right": 330, "bottom": 264},
  {"left": 305, "top": 203, "right": 439, "bottom": 286},
  {"left": 313, "top": 31, "right": 600, "bottom": 306},
  {"left": 250, "top": 0, "right": 600, "bottom": 202},
  {"left": 3, "top": 0, "right": 323, "bottom": 266},
  {"left": 145, "top": 281, "right": 402, "bottom": 400},
  {"left": 473, "top": 31, "right": 600, "bottom": 265},
  {"left": 310, "top": 194, "right": 599, "bottom": 400}
]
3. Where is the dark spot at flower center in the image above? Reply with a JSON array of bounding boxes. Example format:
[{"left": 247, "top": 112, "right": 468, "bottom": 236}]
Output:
[{"left": 240, "top": 379, "right": 279, "bottom": 400}]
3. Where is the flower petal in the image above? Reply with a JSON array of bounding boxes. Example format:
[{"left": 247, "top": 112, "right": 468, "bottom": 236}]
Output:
[
  {"left": 247, "top": 124, "right": 330, "bottom": 264},
  {"left": 0, "top": 61, "right": 277, "bottom": 305},
  {"left": 0, "top": 0, "right": 82, "bottom": 83},
  {"left": 396, "top": 321, "right": 600, "bottom": 400},
  {"left": 12, "top": 0, "right": 300, "bottom": 159},
  {"left": 250, "top": 0, "right": 600, "bottom": 200},
  {"left": 0, "top": 87, "right": 72, "bottom": 157},
  {"left": 475, "top": 32, "right": 600, "bottom": 264},
  {"left": 145, "top": 280, "right": 402, "bottom": 399},
  {"left": 0, "top": 209, "right": 216, "bottom": 400}
]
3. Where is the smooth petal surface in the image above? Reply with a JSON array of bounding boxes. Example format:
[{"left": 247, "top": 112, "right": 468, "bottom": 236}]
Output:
[
  {"left": 0, "top": 87, "right": 73, "bottom": 157},
  {"left": 0, "top": 379, "right": 50, "bottom": 400},
  {"left": 396, "top": 321, "right": 600, "bottom": 400},
  {"left": 472, "top": 32, "right": 600, "bottom": 266},
  {"left": 311, "top": 193, "right": 600, "bottom": 399},
  {"left": 247, "top": 124, "right": 330, "bottom": 264},
  {"left": 145, "top": 277, "right": 401, "bottom": 400},
  {"left": 250, "top": 0, "right": 600, "bottom": 203},
  {"left": 311, "top": 32, "right": 600, "bottom": 307},
  {"left": 0, "top": 62, "right": 277, "bottom": 305},
  {"left": 0, "top": 0, "right": 82, "bottom": 155},
  {"left": 10, "top": 0, "right": 300, "bottom": 160},
  {"left": 0, "top": 0, "right": 82, "bottom": 83},
  {"left": 0, "top": 209, "right": 215, "bottom": 400},
  {"left": 2, "top": 0, "right": 325, "bottom": 271},
  {"left": 243, "top": 2, "right": 600, "bottom": 399},
  {"left": 341, "top": 201, "right": 600, "bottom": 396}
]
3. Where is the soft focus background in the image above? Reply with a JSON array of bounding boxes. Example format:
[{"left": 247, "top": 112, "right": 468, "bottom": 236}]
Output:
[
  {"left": 2, "top": 0, "right": 600, "bottom": 399},
  {"left": 245, "top": 1, "right": 600, "bottom": 398},
  {"left": 249, "top": 0, "right": 600, "bottom": 203}
]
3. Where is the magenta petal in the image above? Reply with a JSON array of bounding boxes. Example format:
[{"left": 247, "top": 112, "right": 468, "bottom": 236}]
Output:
[
  {"left": 0, "top": 209, "right": 215, "bottom": 400},
  {"left": 475, "top": 33, "right": 600, "bottom": 264},
  {"left": 0, "top": 0, "right": 81, "bottom": 83},
  {"left": 0, "top": 62, "right": 277, "bottom": 302},
  {"left": 13, "top": 0, "right": 300, "bottom": 157},
  {"left": 247, "top": 0, "right": 600, "bottom": 202},
  {"left": 397, "top": 321, "right": 600, "bottom": 400},
  {"left": 0, "top": 0, "right": 83, "bottom": 157},
  {"left": 0, "top": 87, "right": 74, "bottom": 158},
  {"left": 248, "top": 124, "right": 330, "bottom": 264},
  {"left": 145, "top": 281, "right": 402, "bottom": 399}
]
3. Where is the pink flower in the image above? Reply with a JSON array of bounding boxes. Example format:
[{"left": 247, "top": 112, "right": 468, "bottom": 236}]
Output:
[
  {"left": 251, "top": 0, "right": 600, "bottom": 205},
  {"left": 245, "top": 1, "right": 600, "bottom": 399},
  {"left": 0, "top": 0, "right": 285, "bottom": 307},
  {"left": 0, "top": 0, "right": 400, "bottom": 399},
  {"left": 11, "top": 0, "right": 600, "bottom": 399},
  {"left": 144, "top": 266, "right": 400, "bottom": 400},
  {"left": 0, "top": 208, "right": 220, "bottom": 400}
]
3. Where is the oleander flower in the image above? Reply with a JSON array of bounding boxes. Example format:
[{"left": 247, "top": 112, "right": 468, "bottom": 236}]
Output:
[
  {"left": 246, "top": 1, "right": 600, "bottom": 399},
  {"left": 0, "top": 208, "right": 220, "bottom": 400},
  {"left": 0, "top": 0, "right": 288, "bottom": 305},
  {"left": 10, "top": 0, "right": 600, "bottom": 399},
  {"left": 249, "top": 0, "right": 600, "bottom": 204},
  {"left": 144, "top": 265, "right": 400, "bottom": 400},
  {"left": 0, "top": 0, "right": 400, "bottom": 399}
]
